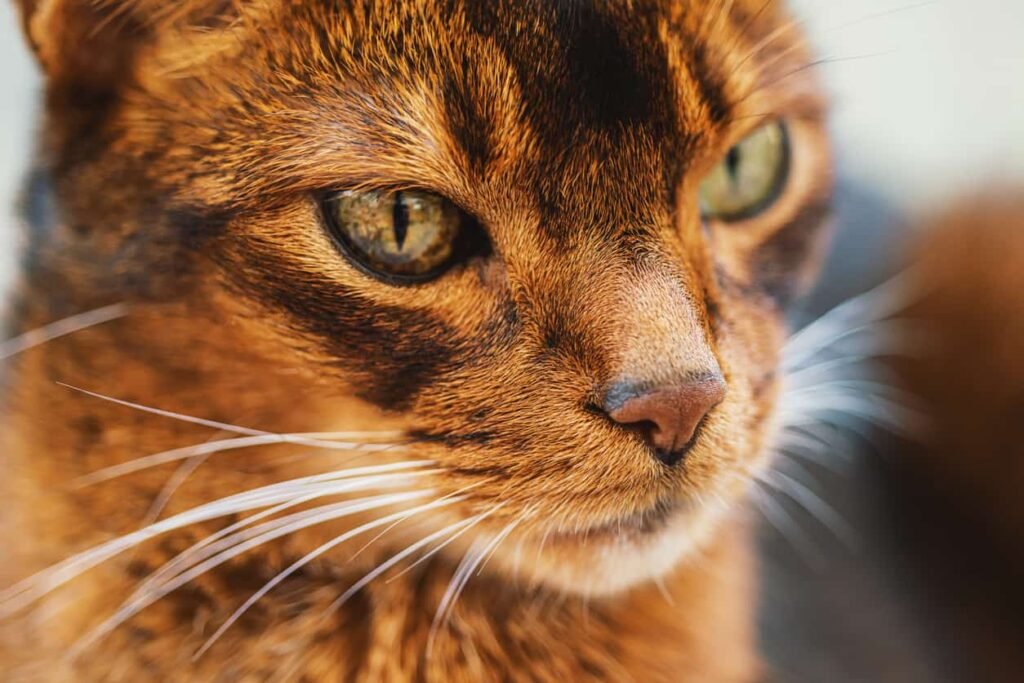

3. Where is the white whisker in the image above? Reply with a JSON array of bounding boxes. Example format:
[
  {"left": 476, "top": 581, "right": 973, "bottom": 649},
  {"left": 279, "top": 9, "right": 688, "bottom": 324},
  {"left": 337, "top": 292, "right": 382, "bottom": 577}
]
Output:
[
  {"left": 783, "top": 355, "right": 879, "bottom": 387},
  {"left": 76, "top": 432, "right": 404, "bottom": 487},
  {"left": 475, "top": 510, "right": 529, "bottom": 577},
  {"left": 142, "top": 452, "right": 210, "bottom": 526},
  {"left": 73, "top": 490, "right": 435, "bottom": 659},
  {"left": 777, "top": 392, "right": 922, "bottom": 434},
  {"left": 349, "top": 477, "right": 495, "bottom": 565},
  {"left": 654, "top": 574, "right": 676, "bottom": 607},
  {"left": 388, "top": 503, "right": 506, "bottom": 583},
  {"left": 116, "top": 468, "right": 443, "bottom": 603},
  {"left": 426, "top": 542, "right": 486, "bottom": 659},
  {"left": 774, "top": 427, "right": 833, "bottom": 456},
  {"left": 0, "top": 463, "right": 433, "bottom": 617},
  {"left": 324, "top": 511, "right": 495, "bottom": 618},
  {"left": 1, "top": 304, "right": 128, "bottom": 360},
  {"left": 783, "top": 379, "right": 914, "bottom": 402},
  {"left": 783, "top": 270, "right": 920, "bottom": 365},
  {"left": 749, "top": 485, "right": 821, "bottom": 570},
  {"left": 427, "top": 512, "right": 520, "bottom": 657},
  {"left": 57, "top": 383, "right": 401, "bottom": 447},
  {"left": 191, "top": 493, "right": 464, "bottom": 660},
  {"left": 760, "top": 468, "right": 856, "bottom": 548},
  {"left": 783, "top": 320, "right": 921, "bottom": 372},
  {"left": 57, "top": 382, "right": 269, "bottom": 436}
]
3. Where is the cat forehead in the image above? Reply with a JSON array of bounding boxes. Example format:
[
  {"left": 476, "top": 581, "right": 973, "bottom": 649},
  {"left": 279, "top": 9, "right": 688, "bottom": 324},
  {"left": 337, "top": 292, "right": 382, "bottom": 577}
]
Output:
[
  {"left": 276, "top": 0, "right": 797, "bottom": 133},
  {"left": 132, "top": 0, "right": 817, "bottom": 214}
]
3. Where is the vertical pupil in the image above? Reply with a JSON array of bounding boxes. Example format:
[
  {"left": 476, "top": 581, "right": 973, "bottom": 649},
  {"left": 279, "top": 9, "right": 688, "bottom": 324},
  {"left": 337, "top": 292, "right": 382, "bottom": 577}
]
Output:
[
  {"left": 725, "top": 146, "right": 742, "bottom": 185},
  {"left": 392, "top": 191, "right": 410, "bottom": 250}
]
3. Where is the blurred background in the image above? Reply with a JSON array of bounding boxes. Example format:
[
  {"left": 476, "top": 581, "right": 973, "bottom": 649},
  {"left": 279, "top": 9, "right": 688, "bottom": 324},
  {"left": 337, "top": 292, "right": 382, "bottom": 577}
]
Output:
[{"left": 1, "top": 1, "right": 1022, "bottom": 681}]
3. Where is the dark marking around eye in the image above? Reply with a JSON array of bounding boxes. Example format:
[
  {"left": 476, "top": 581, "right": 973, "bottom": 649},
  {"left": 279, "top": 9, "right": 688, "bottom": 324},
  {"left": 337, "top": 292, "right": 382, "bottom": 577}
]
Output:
[
  {"left": 392, "top": 191, "right": 408, "bottom": 250},
  {"left": 219, "top": 237, "right": 458, "bottom": 412}
]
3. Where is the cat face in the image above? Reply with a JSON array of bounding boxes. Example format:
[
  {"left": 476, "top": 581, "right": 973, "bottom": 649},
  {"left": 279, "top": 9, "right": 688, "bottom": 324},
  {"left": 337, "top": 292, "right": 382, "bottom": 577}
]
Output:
[{"left": 19, "top": 0, "right": 832, "bottom": 595}]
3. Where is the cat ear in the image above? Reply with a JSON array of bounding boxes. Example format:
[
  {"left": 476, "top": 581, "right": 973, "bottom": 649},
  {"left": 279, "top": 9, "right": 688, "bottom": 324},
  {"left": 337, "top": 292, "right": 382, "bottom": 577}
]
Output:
[
  {"left": 12, "top": 1, "right": 236, "bottom": 91},
  {"left": 12, "top": 0, "right": 145, "bottom": 91}
]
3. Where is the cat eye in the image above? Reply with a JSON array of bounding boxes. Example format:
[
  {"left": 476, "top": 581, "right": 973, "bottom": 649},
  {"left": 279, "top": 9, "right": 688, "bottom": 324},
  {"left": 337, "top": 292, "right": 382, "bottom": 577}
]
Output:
[
  {"left": 699, "top": 121, "right": 790, "bottom": 222},
  {"left": 322, "top": 190, "right": 466, "bottom": 282}
]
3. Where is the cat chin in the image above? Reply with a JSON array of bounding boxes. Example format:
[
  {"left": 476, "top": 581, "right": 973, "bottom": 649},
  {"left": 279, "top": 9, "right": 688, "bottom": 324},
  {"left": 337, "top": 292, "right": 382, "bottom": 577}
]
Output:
[{"left": 491, "top": 496, "right": 736, "bottom": 597}]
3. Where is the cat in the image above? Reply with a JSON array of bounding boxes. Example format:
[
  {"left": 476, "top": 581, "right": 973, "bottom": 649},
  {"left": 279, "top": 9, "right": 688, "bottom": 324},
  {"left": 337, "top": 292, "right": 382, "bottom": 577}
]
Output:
[{"left": 0, "top": 0, "right": 835, "bottom": 680}]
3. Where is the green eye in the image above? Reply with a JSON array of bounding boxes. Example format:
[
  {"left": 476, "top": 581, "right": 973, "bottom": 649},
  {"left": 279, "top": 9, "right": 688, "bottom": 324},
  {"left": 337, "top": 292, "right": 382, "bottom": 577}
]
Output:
[
  {"left": 699, "top": 121, "right": 790, "bottom": 221},
  {"left": 323, "top": 190, "right": 463, "bottom": 282}
]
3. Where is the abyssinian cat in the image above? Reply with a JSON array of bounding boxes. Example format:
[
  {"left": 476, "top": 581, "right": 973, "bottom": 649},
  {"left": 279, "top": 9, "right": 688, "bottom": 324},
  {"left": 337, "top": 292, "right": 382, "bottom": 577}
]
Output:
[{"left": 11, "top": 0, "right": 1003, "bottom": 680}]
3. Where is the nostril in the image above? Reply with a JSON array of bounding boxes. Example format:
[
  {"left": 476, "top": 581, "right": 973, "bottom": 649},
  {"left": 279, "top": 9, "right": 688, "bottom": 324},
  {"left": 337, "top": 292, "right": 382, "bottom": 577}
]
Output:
[
  {"left": 652, "top": 414, "right": 710, "bottom": 467},
  {"left": 601, "top": 375, "right": 725, "bottom": 466}
]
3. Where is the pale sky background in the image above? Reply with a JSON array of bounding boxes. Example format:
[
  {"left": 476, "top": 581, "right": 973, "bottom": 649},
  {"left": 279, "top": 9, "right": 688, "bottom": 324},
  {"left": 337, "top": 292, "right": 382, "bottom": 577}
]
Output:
[{"left": 1, "top": 1, "right": 1022, "bottom": 292}]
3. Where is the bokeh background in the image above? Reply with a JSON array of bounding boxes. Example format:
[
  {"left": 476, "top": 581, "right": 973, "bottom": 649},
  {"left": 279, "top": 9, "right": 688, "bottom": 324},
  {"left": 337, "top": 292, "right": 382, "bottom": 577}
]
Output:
[{"left": 1, "top": 1, "right": 1022, "bottom": 681}]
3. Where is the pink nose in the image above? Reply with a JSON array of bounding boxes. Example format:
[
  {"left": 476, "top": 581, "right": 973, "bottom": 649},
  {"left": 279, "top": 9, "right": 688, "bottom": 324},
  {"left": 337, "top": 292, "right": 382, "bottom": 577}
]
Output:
[{"left": 604, "top": 376, "right": 726, "bottom": 466}]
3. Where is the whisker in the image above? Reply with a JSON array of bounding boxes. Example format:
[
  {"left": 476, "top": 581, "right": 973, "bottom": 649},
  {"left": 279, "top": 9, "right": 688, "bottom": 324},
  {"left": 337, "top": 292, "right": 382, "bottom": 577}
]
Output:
[
  {"left": 759, "top": 467, "right": 856, "bottom": 548},
  {"left": 823, "top": 1, "right": 938, "bottom": 35},
  {"left": 726, "top": 3, "right": 795, "bottom": 77},
  {"left": 474, "top": 511, "right": 526, "bottom": 577},
  {"left": 0, "top": 304, "right": 128, "bottom": 361},
  {"left": 57, "top": 383, "right": 401, "bottom": 447},
  {"left": 119, "top": 470, "right": 442, "bottom": 603},
  {"left": 349, "top": 477, "right": 496, "bottom": 565},
  {"left": 72, "top": 490, "right": 436, "bottom": 659},
  {"left": 324, "top": 511, "right": 497, "bottom": 617},
  {"left": 782, "top": 320, "right": 921, "bottom": 372},
  {"left": 782, "top": 355, "right": 902, "bottom": 390},
  {"left": 142, "top": 452, "right": 210, "bottom": 526},
  {"left": 790, "top": 421, "right": 871, "bottom": 464},
  {"left": 0, "top": 463, "right": 433, "bottom": 617},
  {"left": 784, "top": 270, "right": 921, "bottom": 365},
  {"left": 190, "top": 493, "right": 464, "bottom": 660},
  {"left": 749, "top": 485, "right": 821, "bottom": 570},
  {"left": 426, "top": 542, "right": 486, "bottom": 659},
  {"left": 76, "top": 432, "right": 404, "bottom": 487},
  {"left": 427, "top": 512, "right": 521, "bottom": 657},
  {"left": 654, "top": 575, "right": 676, "bottom": 608},
  {"left": 774, "top": 426, "right": 833, "bottom": 455},
  {"left": 772, "top": 428, "right": 856, "bottom": 472},
  {"left": 785, "top": 381, "right": 922, "bottom": 413},
  {"left": 777, "top": 392, "right": 922, "bottom": 434},
  {"left": 396, "top": 502, "right": 523, "bottom": 585},
  {"left": 56, "top": 382, "right": 269, "bottom": 436}
]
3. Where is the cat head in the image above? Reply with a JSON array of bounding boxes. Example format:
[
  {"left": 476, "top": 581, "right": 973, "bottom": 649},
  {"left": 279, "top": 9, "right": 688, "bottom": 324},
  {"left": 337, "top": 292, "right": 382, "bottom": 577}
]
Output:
[{"left": 15, "top": 0, "right": 832, "bottom": 596}]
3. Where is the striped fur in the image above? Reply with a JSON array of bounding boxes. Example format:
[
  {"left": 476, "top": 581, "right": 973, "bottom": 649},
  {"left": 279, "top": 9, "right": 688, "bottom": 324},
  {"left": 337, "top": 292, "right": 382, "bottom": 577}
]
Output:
[{"left": 2, "top": 1, "right": 832, "bottom": 680}]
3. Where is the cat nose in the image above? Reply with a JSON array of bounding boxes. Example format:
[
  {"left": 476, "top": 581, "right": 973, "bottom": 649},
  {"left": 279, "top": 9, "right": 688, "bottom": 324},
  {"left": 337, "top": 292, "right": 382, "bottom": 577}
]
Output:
[{"left": 602, "top": 375, "right": 726, "bottom": 466}]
